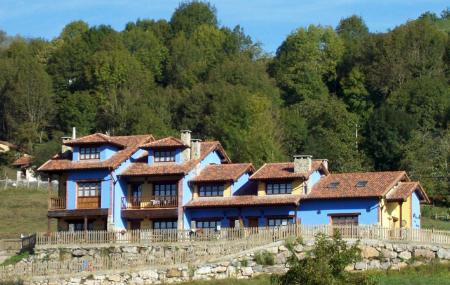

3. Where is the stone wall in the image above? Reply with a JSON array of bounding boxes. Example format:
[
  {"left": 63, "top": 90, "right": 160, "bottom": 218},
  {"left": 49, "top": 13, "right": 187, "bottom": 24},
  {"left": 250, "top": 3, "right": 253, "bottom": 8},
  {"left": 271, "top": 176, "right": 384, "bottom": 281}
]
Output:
[{"left": 14, "top": 239, "right": 450, "bottom": 284}]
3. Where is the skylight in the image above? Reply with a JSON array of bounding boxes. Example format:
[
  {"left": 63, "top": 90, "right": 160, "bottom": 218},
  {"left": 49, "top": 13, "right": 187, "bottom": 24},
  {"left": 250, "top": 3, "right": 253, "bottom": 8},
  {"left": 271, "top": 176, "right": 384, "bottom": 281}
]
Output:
[
  {"left": 356, "top": 180, "right": 368, "bottom": 187},
  {"left": 328, "top": 182, "right": 340, "bottom": 189}
]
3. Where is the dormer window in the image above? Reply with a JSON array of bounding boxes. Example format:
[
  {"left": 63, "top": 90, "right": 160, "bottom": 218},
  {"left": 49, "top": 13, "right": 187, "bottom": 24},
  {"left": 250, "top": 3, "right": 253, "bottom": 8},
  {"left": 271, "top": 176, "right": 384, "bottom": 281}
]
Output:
[
  {"left": 80, "top": 146, "right": 100, "bottom": 160},
  {"left": 328, "top": 182, "right": 340, "bottom": 189},
  {"left": 154, "top": 150, "right": 176, "bottom": 162},
  {"left": 199, "top": 184, "right": 224, "bottom": 197},
  {"left": 267, "top": 182, "right": 292, "bottom": 195},
  {"left": 356, "top": 181, "right": 368, "bottom": 187}
]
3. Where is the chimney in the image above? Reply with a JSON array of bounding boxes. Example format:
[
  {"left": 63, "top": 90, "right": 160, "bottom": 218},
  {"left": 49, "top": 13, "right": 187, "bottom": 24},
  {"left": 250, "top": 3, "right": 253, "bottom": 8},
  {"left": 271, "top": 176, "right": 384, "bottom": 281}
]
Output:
[
  {"left": 294, "top": 155, "right": 312, "bottom": 173},
  {"left": 191, "top": 139, "right": 202, "bottom": 160},
  {"left": 321, "top": 159, "right": 328, "bottom": 171},
  {"left": 180, "top": 130, "right": 191, "bottom": 162},
  {"left": 72, "top": 127, "right": 76, "bottom": 139},
  {"left": 61, "top": 136, "right": 72, "bottom": 154}
]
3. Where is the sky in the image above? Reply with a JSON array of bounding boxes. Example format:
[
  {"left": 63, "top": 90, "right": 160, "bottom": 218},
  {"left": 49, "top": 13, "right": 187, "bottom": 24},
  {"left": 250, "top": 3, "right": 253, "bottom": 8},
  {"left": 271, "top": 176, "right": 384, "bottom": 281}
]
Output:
[{"left": 0, "top": 0, "right": 447, "bottom": 53}]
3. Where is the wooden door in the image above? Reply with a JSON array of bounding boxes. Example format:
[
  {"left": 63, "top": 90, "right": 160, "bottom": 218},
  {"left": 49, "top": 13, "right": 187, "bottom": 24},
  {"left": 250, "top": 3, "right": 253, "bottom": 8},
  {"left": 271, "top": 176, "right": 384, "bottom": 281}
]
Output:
[{"left": 248, "top": 217, "right": 259, "bottom": 228}]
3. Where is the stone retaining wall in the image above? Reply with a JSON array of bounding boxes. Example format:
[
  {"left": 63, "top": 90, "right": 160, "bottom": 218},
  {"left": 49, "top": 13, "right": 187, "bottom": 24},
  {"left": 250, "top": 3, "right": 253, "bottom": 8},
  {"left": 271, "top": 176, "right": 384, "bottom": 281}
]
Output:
[{"left": 14, "top": 239, "right": 450, "bottom": 284}]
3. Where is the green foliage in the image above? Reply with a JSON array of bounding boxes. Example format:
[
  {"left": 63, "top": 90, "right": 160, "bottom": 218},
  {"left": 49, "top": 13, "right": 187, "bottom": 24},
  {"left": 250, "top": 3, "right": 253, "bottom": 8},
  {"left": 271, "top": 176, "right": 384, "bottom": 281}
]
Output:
[
  {"left": 170, "top": 1, "right": 218, "bottom": 35},
  {"left": 254, "top": 250, "right": 275, "bottom": 266},
  {"left": 1, "top": 251, "right": 31, "bottom": 266},
  {"left": 272, "top": 232, "right": 364, "bottom": 285}
]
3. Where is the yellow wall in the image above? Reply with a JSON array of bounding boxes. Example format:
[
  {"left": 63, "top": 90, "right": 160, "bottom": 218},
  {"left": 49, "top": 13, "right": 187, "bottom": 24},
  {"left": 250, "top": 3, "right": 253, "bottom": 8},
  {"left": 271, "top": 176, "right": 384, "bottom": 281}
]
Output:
[
  {"left": 193, "top": 185, "right": 199, "bottom": 198},
  {"left": 223, "top": 182, "right": 232, "bottom": 197},
  {"left": 402, "top": 195, "right": 412, "bottom": 228},
  {"left": 381, "top": 198, "right": 401, "bottom": 229},
  {"left": 257, "top": 182, "right": 266, "bottom": 196},
  {"left": 292, "top": 179, "right": 303, "bottom": 195}
]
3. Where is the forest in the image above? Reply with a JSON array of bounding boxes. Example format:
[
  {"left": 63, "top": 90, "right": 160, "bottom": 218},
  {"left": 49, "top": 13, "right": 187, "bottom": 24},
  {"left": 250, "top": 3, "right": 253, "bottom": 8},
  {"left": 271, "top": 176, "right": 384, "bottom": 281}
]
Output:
[{"left": 0, "top": 2, "right": 448, "bottom": 205}]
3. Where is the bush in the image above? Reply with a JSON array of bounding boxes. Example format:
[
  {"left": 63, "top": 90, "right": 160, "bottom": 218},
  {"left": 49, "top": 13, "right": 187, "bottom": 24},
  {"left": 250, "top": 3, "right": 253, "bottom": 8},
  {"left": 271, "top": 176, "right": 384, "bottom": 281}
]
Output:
[
  {"left": 255, "top": 250, "right": 275, "bottom": 266},
  {"left": 271, "top": 231, "right": 372, "bottom": 285},
  {"left": 1, "top": 251, "right": 31, "bottom": 266}
]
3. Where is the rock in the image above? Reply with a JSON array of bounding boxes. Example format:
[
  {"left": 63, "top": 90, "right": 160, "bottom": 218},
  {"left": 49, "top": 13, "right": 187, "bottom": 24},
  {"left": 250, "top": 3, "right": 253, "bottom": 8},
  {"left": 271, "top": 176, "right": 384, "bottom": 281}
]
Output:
[
  {"left": 253, "top": 265, "right": 263, "bottom": 273},
  {"left": 166, "top": 268, "right": 182, "bottom": 278},
  {"left": 266, "top": 247, "right": 278, "bottom": 254},
  {"left": 241, "top": 267, "right": 253, "bottom": 276},
  {"left": 139, "top": 270, "right": 158, "bottom": 280},
  {"left": 278, "top": 245, "right": 288, "bottom": 252},
  {"left": 214, "top": 266, "right": 227, "bottom": 273},
  {"left": 71, "top": 249, "right": 87, "bottom": 257},
  {"left": 263, "top": 265, "right": 286, "bottom": 274},
  {"left": 295, "top": 252, "right": 306, "bottom": 260},
  {"left": 108, "top": 274, "right": 122, "bottom": 282},
  {"left": 196, "top": 266, "right": 212, "bottom": 275},
  {"left": 361, "top": 246, "right": 379, "bottom": 259},
  {"left": 132, "top": 277, "right": 144, "bottom": 285},
  {"left": 276, "top": 253, "right": 287, "bottom": 264},
  {"left": 380, "top": 262, "right": 391, "bottom": 270},
  {"left": 69, "top": 278, "right": 81, "bottom": 283},
  {"left": 345, "top": 264, "right": 355, "bottom": 271},
  {"left": 380, "top": 248, "right": 397, "bottom": 259},
  {"left": 414, "top": 249, "right": 435, "bottom": 259},
  {"left": 354, "top": 261, "right": 367, "bottom": 270},
  {"left": 391, "top": 262, "right": 408, "bottom": 270},
  {"left": 437, "top": 248, "right": 450, "bottom": 260},
  {"left": 393, "top": 244, "right": 406, "bottom": 252},
  {"left": 122, "top": 246, "right": 138, "bottom": 254},
  {"left": 398, "top": 251, "right": 412, "bottom": 260},
  {"left": 294, "top": 245, "right": 303, "bottom": 253}
]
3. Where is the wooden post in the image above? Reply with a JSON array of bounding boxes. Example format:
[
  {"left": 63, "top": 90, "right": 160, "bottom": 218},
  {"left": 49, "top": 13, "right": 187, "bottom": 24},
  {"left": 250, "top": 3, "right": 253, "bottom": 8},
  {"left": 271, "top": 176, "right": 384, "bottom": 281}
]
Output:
[
  {"left": 47, "top": 218, "right": 51, "bottom": 233},
  {"left": 84, "top": 216, "right": 88, "bottom": 241}
]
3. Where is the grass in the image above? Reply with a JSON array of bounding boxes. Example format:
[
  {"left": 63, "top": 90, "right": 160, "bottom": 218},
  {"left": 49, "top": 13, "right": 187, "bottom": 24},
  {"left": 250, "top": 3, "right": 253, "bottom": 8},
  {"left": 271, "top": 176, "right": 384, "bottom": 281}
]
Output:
[
  {"left": 0, "top": 251, "right": 31, "bottom": 266},
  {"left": 421, "top": 205, "right": 450, "bottom": 231},
  {"left": 0, "top": 187, "right": 56, "bottom": 235},
  {"left": 179, "top": 262, "right": 450, "bottom": 285}
]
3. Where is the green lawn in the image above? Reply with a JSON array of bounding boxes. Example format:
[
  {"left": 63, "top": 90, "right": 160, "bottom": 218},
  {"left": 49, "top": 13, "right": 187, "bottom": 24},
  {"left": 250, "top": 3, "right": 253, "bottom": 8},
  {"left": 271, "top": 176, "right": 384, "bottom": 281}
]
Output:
[
  {"left": 0, "top": 187, "right": 56, "bottom": 236},
  {"left": 421, "top": 205, "right": 450, "bottom": 231},
  {"left": 179, "top": 262, "right": 450, "bottom": 285}
]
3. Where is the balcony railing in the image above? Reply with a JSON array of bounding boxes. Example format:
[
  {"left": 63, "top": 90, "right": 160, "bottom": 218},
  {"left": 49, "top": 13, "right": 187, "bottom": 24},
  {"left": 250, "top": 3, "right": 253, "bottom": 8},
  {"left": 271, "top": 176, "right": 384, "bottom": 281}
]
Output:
[
  {"left": 121, "top": 196, "right": 178, "bottom": 209},
  {"left": 48, "top": 197, "right": 66, "bottom": 210}
]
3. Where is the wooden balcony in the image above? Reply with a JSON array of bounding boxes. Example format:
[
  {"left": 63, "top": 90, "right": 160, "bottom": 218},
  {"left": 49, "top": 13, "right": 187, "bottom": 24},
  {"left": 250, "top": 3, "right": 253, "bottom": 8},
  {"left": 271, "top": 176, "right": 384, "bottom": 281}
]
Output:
[
  {"left": 121, "top": 196, "right": 178, "bottom": 209},
  {"left": 48, "top": 197, "right": 66, "bottom": 210}
]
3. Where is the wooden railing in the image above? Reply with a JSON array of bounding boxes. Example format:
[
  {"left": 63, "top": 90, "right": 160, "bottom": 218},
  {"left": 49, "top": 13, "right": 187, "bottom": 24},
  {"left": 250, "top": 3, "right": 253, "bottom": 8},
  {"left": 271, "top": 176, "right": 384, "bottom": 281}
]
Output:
[
  {"left": 121, "top": 196, "right": 178, "bottom": 209},
  {"left": 78, "top": 196, "right": 100, "bottom": 209},
  {"left": 48, "top": 197, "right": 66, "bottom": 210},
  {"left": 35, "top": 224, "right": 450, "bottom": 247}
]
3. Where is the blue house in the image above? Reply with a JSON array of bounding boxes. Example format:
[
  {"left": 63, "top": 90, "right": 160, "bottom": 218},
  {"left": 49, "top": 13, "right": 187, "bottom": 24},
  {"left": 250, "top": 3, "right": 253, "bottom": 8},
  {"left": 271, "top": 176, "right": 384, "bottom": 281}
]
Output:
[{"left": 39, "top": 131, "right": 429, "bottom": 232}]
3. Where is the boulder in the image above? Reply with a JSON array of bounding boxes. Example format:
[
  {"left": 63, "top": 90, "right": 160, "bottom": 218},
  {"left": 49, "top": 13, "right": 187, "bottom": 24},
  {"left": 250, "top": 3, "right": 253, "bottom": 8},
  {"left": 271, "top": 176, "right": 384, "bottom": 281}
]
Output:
[
  {"left": 361, "top": 246, "right": 379, "bottom": 259},
  {"left": 71, "top": 249, "right": 87, "bottom": 257},
  {"left": 166, "top": 268, "right": 182, "bottom": 278},
  {"left": 437, "top": 248, "right": 450, "bottom": 260},
  {"left": 107, "top": 274, "right": 122, "bottom": 282},
  {"left": 398, "top": 251, "right": 412, "bottom": 260},
  {"left": 196, "top": 266, "right": 212, "bottom": 275},
  {"left": 354, "top": 262, "right": 367, "bottom": 270},
  {"left": 241, "top": 267, "right": 253, "bottom": 276},
  {"left": 414, "top": 249, "right": 435, "bottom": 259},
  {"left": 380, "top": 248, "right": 397, "bottom": 259}
]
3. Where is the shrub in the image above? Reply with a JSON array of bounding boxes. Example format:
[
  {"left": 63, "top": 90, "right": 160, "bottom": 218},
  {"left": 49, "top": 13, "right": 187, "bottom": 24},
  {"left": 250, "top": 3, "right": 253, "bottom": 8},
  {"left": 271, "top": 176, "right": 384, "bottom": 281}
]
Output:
[
  {"left": 255, "top": 250, "right": 275, "bottom": 266},
  {"left": 240, "top": 259, "right": 248, "bottom": 267},
  {"left": 271, "top": 231, "right": 371, "bottom": 285},
  {"left": 1, "top": 251, "right": 31, "bottom": 266}
]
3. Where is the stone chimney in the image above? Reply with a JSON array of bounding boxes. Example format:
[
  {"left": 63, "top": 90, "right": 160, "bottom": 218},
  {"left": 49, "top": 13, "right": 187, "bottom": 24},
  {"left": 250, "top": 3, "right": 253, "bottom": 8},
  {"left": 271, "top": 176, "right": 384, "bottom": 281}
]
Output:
[
  {"left": 61, "top": 136, "right": 72, "bottom": 154},
  {"left": 321, "top": 159, "right": 328, "bottom": 171},
  {"left": 191, "top": 139, "right": 202, "bottom": 160},
  {"left": 294, "top": 155, "right": 312, "bottom": 173},
  {"left": 180, "top": 130, "right": 191, "bottom": 162}
]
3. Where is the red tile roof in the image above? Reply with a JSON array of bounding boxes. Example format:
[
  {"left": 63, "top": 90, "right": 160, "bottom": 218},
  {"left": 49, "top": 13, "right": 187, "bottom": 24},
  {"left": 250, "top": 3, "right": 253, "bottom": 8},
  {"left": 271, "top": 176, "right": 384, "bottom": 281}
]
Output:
[
  {"left": 250, "top": 160, "right": 328, "bottom": 181},
  {"left": 141, "top": 137, "right": 186, "bottom": 149},
  {"left": 306, "top": 171, "right": 407, "bottom": 200},
  {"left": 64, "top": 133, "right": 126, "bottom": 147},
  {"left": 38, "top": 135, "right": 154, "bottom": 172},
  {"left": 386, "top": 182, "right": 430, "bottom": 203},
  {"left": 190, "top": 163, "right": 254, "bottom": 183},
  {"left": 12, "top": 155, "right": 33, "bottom": 167},
  {"left": 119, "top": 141, "right": 231, "bottom": 177},
  {"left": 185, "top": 195, "right": 301, "bottom": 208}
]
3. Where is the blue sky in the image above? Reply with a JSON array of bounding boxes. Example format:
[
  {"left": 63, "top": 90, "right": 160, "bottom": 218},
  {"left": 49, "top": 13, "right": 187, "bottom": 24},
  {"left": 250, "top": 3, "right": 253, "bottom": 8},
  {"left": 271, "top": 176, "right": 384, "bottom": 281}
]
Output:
[{"left": 0, "top": 0, "right": 447, "bottom": 53}]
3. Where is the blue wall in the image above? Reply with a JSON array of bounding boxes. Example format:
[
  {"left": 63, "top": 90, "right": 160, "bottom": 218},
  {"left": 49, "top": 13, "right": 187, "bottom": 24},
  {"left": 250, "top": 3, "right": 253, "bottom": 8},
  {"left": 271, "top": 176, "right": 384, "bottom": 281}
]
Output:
[
  {"left": 182, "top": 151, "right": 222, "bottom": 229},
  {"left": 100, "top": 145, "right": 118, "bottom": 160},
  {"left": 66, "top": 169, "right": 110, "bottom": 209},
  {"left": 412, "top": 192, "right": 421, "bottom": 229},
  {"left": 232, "top": 173, "right": 250, "bottom": 195},
  {"left": 187, "top": 206, "right": 297, "bottom": 228},
  {"left": 72, "top": 146, "right": 79, "bottom": 161},
  {"left": 307, "top": 171, "right": 322, "bottom": 193},
  {"left": 298, "top": 198, "right": 379, "bottom": 225}
]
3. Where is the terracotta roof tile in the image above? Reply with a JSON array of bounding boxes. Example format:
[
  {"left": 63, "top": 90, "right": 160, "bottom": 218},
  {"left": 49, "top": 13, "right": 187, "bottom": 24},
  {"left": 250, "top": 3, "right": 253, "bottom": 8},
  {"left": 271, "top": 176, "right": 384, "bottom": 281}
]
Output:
[
  {"left": 190, "top": 163, "right": 254, "bottom": 183},
  {"left": 185, "top": 195, "right": 301, "bottom": 208},
  {"left": 386, "top": 182, "right": 430, "bottom": 203},
  {"left": 306, "top": 171, "right": 407, "bottom": 200},
  {"left": 64, "top": 133, "right": 125, "bottom": 147},
  {"left": 141, "top": 137, "right": 186, "bottom": 148},
  {"left": 250, "top": 160, "right": 327, "bottom": 180},
  {"left": 12, "top": 155, "right": 33, "bottom": 166},
  {"left": 119, "top": 141, "right": 231, "bottom": 176},
  {"left": 38, "top": 135, "right": 154, "bottom": 172}
]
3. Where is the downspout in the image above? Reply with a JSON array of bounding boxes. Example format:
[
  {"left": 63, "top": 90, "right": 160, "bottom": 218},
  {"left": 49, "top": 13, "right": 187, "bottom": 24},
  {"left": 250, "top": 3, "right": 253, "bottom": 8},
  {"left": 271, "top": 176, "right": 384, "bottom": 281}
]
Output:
[{"left": 109, "top": 169, "right": 115, "bottom": 231}]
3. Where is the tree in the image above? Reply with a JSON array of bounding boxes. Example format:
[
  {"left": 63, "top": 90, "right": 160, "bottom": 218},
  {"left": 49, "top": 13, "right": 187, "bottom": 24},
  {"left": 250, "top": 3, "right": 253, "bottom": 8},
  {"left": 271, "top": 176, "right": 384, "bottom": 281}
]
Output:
[
  {"left": 270, "top": 25, "right": 344, "bottom": 104},
  {"left": 339, "top": 67, "right": 372, "bottom": 120},
  {"left": 58, "top": 91, "right": 98, "bottom": 135},
  {"left": 170, "top": 1, "right": 218, "bottom": 35}
]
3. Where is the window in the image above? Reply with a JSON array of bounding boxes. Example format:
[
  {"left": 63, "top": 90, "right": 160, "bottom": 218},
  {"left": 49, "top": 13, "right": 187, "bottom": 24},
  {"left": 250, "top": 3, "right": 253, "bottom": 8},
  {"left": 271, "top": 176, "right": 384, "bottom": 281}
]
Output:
[
  {"left": 356, "top": 180, "right": 368, "bottom": 187},
  {"left": 131, "top": 184, "right": 142, "bottom": 203},
  {"left": 154, "top": 183, "right": 177, "bottom": 197},
  {"left": 328, "top": 182, "right": 340, "bottom": 188},
  {"left": 154, "top": 150, "right": 176, "bottom": 162},
  {"left": 154, "top": 220, "right": 177, "bottom": 229},
  {"left": 79, "top": 146, "right": 100, "bottom": 160},
  {"left": 267, "top": 217, "right": 295, "bottom": 227},
  {"left": 330, "top": 214, "right": 359, "bottom": 225},
  {"left": 196, "top": 220, "right": 221, "bottom": 229},
  {"left": 68, "top": 220, "right": 94, "bottom": 231},
  {"left": 199, "top": 184, "right": 224, "bottom": 197},
  {"left": 266, "top": 182, "right": 292, "bottom": 195},
  {"left": 77, "top": 182, "right": 101, "bottom": 197}
]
